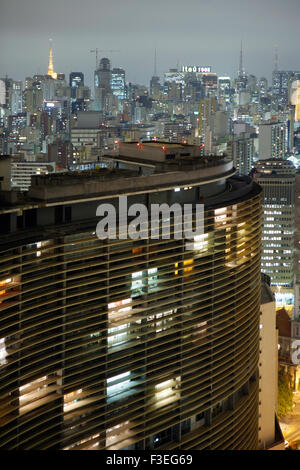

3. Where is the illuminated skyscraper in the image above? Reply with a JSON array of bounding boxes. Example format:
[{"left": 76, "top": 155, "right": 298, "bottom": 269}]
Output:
[
  {"left": 258, "top": 77, "right": 268, "bottom": 97},
  {"left": 259, "top": 120, "right": 288, "bottom": 159},
  {"left": 272, "top": 70, "right": 300, "bottom": 107},
  {"left": 10, "top": 81, "right": 23, "bottom": 115},
  {"left": 0, "top": 80, "right": 6, "bottom": 107},
  {"left": 227, "top": 132, "right": 254, "bottom": 176},
  {"left": 69, "top": 72, "right": 85, "bottom": 113},
  {"left": 218, "top": 77, "right": 231, "bottom": 101},
  {"left": 289, "top": 80, "right": 300, "bottom": 122},
  {"left": 198, "top": 96, "right": 216, "bottom": 153},
  {"left": 255, "top": 159, "right": 295, "bottom": 287},
  {"left": 69, "top": 72, "right": 84, "bottom": 96},
  {"left": 111, "top": 68, "right": 126, "bottom": 102},
  {"left": 94, "top": 58, "right": 112, "bottom": 112}
]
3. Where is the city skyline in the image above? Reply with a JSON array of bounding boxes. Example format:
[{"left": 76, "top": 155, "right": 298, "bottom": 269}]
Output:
[
  {"left": 1, "top": 0, "right": 300, "bottom": 453},
  {"left": 1, "top": 0, "right": 300, "bottom": 87}
]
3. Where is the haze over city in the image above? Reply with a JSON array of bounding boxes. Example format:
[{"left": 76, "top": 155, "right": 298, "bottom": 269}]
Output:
[{"left": 1, "top": 0, "right": 300, "bottom": 86}]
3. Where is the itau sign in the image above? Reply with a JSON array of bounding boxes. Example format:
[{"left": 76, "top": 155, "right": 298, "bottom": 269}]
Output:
[{"left": 181, "top": 65, "right": 212, "bottom": 73}]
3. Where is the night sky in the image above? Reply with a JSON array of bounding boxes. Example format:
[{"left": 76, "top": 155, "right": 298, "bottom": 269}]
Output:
[{"left": 1, "top": 0, "right": 300, "bottom": 88}]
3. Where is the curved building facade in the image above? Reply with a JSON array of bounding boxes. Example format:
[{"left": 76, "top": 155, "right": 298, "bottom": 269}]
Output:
[{"left": 0, "top": 144, "right": 262, "bottom": 449}]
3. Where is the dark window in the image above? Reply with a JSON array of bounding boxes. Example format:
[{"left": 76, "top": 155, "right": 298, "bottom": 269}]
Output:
[
  {"left": 196, "top": 412, "right": 204, "bottom": 421},
  {"left": 0, "top": 213, "right": 10, "bottom": 234},
  {"left": 55, "top": 206, "right": 63, "bottom": 224},
  {"left": 65, "top": 206, "right": 72, "bottom": 223},
  {"left": 17, "top": 215, "right": 23, "bottom": 230},
  {"left": 24, "top": 209, "right": 37, "bottom": 228},
  {"left": 181, "top": 419, "right": 190, "bottom": 435}
]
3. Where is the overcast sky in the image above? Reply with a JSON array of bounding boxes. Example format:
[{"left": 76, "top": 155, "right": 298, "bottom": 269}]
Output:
[{"left": 1, "top": 0, "right": 300, "bottom": 88}]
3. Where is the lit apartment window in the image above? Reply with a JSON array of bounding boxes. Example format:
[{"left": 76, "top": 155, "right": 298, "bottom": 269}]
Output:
[
  {"left": 107, "top": 372, "right": 131, "bottom": 396},
  {"left": 0, "top": 338, "right": 7, "bottom": 365}
]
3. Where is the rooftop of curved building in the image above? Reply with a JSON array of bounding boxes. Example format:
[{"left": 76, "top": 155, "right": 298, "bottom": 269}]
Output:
[{"left": 0, "top": 143, "right": 262, "bottom": 214}]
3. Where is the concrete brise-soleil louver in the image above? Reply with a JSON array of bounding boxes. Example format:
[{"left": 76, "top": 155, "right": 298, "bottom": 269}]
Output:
[{"left": 0, "top": 142, "right": 262, "bottom": 449}]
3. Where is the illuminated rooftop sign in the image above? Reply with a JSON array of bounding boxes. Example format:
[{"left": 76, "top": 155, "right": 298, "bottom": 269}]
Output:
[{"left": 181, "top": 65, "right": 211, "bottom": 73}]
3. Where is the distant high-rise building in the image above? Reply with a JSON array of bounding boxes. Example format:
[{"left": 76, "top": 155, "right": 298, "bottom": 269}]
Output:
[
  {"left": 212, "top": 110, "right": 229, "bottom": 139},
  {"left": 10, "top": 81, "right": 23, "bottom": 115},
  {"left": 0, "top": 78, "right": 13, "bottom": 109},
  {"left": 94, "top": 57, "right": 112, "bottom": 112},
  {"left": 255, "top": 159, "right": 296, "bottom": 287},
  {"left": 227, "top": 132, "right": 254, "bottom": 175},
  {"left": 111, "top": 68, "right": 126, "bottom": 101},
  {"left": 218, "top": 76, "right": 231, "bottom": 100},
  {"left": 69, "top": 72, "right": 84, "bottom": 97},
  {"left": 201, "top": 73, "right": 218, "bottom": 97},
  {"left": 259, "top": 120, "right": 288, "bottom": 159},
  {"left": 289, "top": 80, "right": 300, "bottom": 122},
  {"left": 272, "top": 70, "right": 300, "bottom": 107},
  {"left": 247, "top": 74, "right": 257, "bottom": 94},
  {"left": 0, "top": 80, "right": 6, "bottom": 106},
  {"left": 150, "top": 76, "right": 160, "bottom": 99},
  {"left": 41, "top": 76, "right": 56, "bottom": 102},
  {"left": 198, "top": 96, "right": 216, "bottom": 152},
  {"left": 258, "top": 77, "right": 268, "bottom": 97},
  {"left": 24, "top": 80, "right": 43, "bottom": 114},
  {"left": 69, "top": 72, "right": 85, "bottom": 113}
]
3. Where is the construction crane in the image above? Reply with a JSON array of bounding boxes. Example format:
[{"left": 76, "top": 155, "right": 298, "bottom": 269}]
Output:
[{"left": 90, "top": 48, "right": 120, "bottom": 68}]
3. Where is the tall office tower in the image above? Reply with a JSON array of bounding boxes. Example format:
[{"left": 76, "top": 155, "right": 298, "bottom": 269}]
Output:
[
  {"left": 0, "top": 143, "right": 262, "bottom": 450},
  {"left": 198, "top": 97, "right": 216, "bottom": 153},
  {"left": 255, "top": 159, "right": 296, "bottom": 287},
  {"left": 0, "top": 80, "right": 5, "bottom": 106},
  {"left": 150, "top": 76, "right": 161, "bottom": 99},
  {"left": 69, "top": 72, "right": 84, "bottom": 113},
  {"left": 258, "top": 77, "right": 268, "bottom": 97},
  {"left": 247, "top": 75, "right": 257, "bottom": 94},
  {"left": 272, "top": 70, "right": 300, "bottom": 107},
  {"left": 183, "top": 79, "right": 203, "bottom": 107},
  {"left": 164, "top": 80, "right": 183, "bottom": 101},
  {"left": 10, "top": 81, "right": 23, "bottom": 115},
  {"left": 259, "top": 120, "right": 288, "bottom": 159},
  {"left": 111, "top": 68, "right": 126, "bottom": 106},
  {"left": 70, "top": 87, "right": 91, "bottom": 114},
  {"left": 289, "top": 80, "right": 300, "bottom": 123},
  {"left": 0, "top": 78, "right": 13, "bottom": 109},
  {"left": 42, "top": 76, "right": 56, "bottom": 101},
  {"left": 69, "top": 72, "right": 84, "bottom": 98},
  {"left": 212, "top": 110, "right": 229, "bottom": 139},
  {"left": 227, "top": 132, "right": 254, "bottom": 176},
  {"left": 94, "top": 57, "right": 112, "bottom": 112},
  {"left": 24, "top": 80, "right": 43, "bottom": 114},
  {"left": 201, "top": 73, "right": 218, "bottom": 97},
  {"left": 218, "top": 77, "right": 231, "bottom": 101}
]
